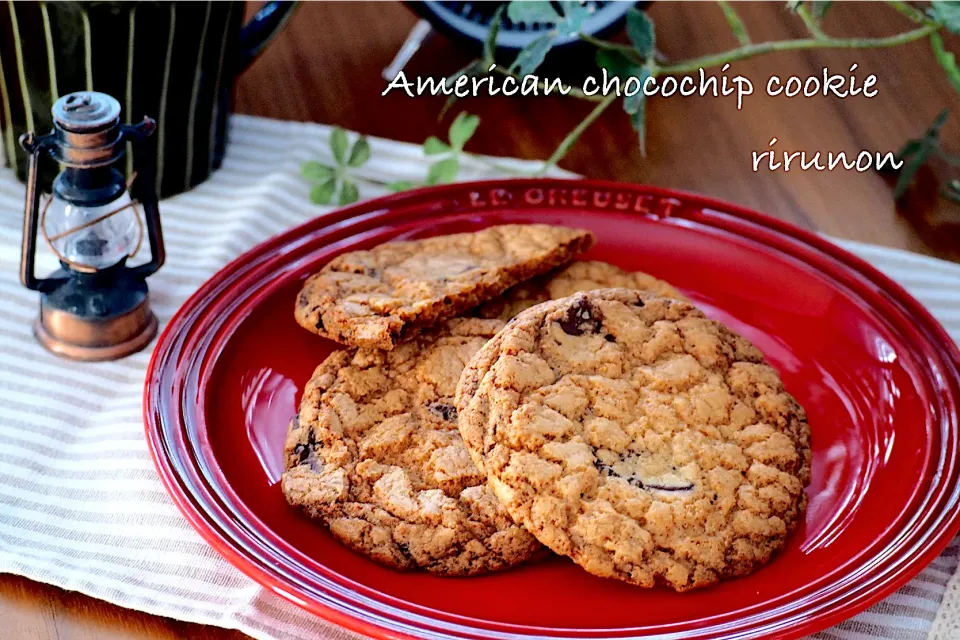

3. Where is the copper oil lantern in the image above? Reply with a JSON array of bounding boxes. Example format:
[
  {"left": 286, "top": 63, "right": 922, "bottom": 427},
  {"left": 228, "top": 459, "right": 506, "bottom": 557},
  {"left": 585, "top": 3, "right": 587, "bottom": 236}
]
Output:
[{"left": 18, "top": 91, "right": 165, "bottom": 361}]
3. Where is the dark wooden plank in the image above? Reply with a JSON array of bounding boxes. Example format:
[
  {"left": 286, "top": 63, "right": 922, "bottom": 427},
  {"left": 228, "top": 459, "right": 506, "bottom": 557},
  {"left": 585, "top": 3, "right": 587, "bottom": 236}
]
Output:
[{"left": 0, "top": 572, "right": 242, "bottom": 639}]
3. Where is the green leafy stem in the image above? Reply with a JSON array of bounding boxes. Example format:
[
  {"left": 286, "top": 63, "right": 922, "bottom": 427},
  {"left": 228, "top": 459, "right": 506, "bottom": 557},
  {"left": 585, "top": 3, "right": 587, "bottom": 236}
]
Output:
[
  {"left": 521, "top": 0, "right": 960, "bottom": 179},
  {"left": 302, "top": 112, "right": 530, "bottom": 205},
  {"left": 897, "top": 109, "right": 960, "bottom": 204},
  {"left": 302, "top": 128, "right": 369, "bottom": 205},
  {"left": 304, "top": 1, "right": 960, "bottom": 205}
]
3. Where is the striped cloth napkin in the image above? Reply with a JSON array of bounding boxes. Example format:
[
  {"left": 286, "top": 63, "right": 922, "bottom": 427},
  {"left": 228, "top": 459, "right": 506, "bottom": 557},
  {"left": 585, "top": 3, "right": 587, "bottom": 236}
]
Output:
[{"left": 0, "top": 114, "right": 958, "bottom": 640}]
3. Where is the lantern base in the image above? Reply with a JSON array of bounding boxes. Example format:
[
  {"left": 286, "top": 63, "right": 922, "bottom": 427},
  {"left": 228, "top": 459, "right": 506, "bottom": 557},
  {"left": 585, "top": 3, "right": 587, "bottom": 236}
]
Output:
[
  {"left": 33, "top": 290, "right": 158, "bottom": 362},
  {"left": 34, "top": 309, "right": 157, "bottom": 362},
  {"left": 32, "top": 262, "right": 159, "bottom": 362}
]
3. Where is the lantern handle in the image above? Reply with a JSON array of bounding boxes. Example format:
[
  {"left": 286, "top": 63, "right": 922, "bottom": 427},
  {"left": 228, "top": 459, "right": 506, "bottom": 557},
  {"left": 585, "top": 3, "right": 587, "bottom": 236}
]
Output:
[
  {"left": 120, "top": 118, "right": 165, "bottom": 279},
  {"left": 19, "top": 131, "right": 59, "bottom": 292}
]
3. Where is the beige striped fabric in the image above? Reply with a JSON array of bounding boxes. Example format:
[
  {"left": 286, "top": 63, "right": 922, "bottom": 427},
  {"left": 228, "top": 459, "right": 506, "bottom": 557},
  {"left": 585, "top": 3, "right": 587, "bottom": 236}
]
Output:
[{"left": 0, "top": 114, "right": 957, "bottom": 640}]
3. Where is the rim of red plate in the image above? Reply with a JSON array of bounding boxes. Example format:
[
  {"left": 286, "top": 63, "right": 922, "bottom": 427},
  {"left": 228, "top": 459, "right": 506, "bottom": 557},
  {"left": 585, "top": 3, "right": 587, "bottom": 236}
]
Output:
[{"left": 144, "top": 179, "right": 960, "bottom": 640}]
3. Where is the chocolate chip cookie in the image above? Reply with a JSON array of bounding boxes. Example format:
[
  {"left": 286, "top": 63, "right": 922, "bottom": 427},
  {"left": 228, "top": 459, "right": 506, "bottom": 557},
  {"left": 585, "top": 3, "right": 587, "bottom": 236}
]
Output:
[
  {"left": 295, "top": 224, "right": 594, "bottom": 350},
  {"left": 281, "top": 318, "right": 542, "bottom": 575},
  {"left": 477, "top": 260, "right": 688, "bottom": 321},
  {"left": 456, "top": 289, "right": 811, "bottom": 591}
]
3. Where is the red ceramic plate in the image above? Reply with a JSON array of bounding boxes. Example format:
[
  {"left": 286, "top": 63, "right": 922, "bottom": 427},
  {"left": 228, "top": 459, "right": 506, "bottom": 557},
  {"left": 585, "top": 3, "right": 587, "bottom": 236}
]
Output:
[{"left": 145, "top": 180, "right": 960, "bottom": 640}]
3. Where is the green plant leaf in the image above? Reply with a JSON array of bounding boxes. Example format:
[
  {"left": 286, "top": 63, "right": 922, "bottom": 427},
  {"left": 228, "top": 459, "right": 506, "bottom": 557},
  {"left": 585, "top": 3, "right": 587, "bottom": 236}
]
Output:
[
  {"left": 931, "top": 1, "right": 960, "bottom": 35},
  {"left": 508, "top": 1, "right": 591, "bottom": 74},
  {"left": 596, "top": 51, "right": 651, "bottom": 145},
  {"left": 812, "top": 1, "right": 833, "bottom": 20},
  {"left": 596, "top": 50, "right": 642, "bottom": 79},
  {"left": 386, "top": 180, "right": 415, "bottom": 192},
  {"left": 511, "top": 33, "right": 557, "bottom": 76},
  {"left": 625, "top": 9, "right": 655, "bottom": 58},
  {"left": 894, "top": 148, "right": 932, "bottom": 199},
  {"left": 557, "top": 1, "right": 592, "bottom": 33},
  {"left": 424, "top": 136, "right": 451, "bottom": 155},
  {"left": 623, "top": 66, "right": 653, "bottom": 155},
  {"left": 785, "top": 0, "right": 802, "bottom": 11},
  {"left": 301, "top": 161, "right": 335, "bottom": 182},
  {"left": 484, "top": 5, "right": 506, "bottom": 63},
  {"left": 893, "top": 110, "right": 949, "bottom": 199},
  {"left": 330, "top": 128, "right": 349, "bottom": 165},
  {"left": 622, "top": 67, "right": 652, "bottom": 115},
  {"left": 426, "top": 157, "right": 460, "bottom": 185},
  {"left": 596, "top": 50, "right": 651, "bottom": 152},
  {"left": 348, "top": 136, "right": 371, "bottom": 167},
  {"left": 339, "top": 179, "right": 359, "bottom": 205},
  {"left": 310, "top": 179, "right": 337, "bottom": 205},
  {"left": 507, "top": 0, "right": 561, "bottom": 25},
  {"left": 930, "top": 108, "right": 950, "bottom": 134},
  {"left": 897, "top": 138, "right": 923, "bottom": 161},
  {"left": 631, "top": 103, "right": 649, "bottom": 156},
  {"left": 931, "top": 32, "right": 960, "bottom": 95},
  {"left": 448, "top": 112, "right": 481, "bottom": 150}
]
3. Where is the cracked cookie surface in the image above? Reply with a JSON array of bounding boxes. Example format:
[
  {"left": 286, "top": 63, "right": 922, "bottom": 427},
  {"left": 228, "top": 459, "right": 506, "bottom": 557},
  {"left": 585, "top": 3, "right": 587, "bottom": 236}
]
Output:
[
  {"left": 477, "top": 260, "right": 689, "bottom": 321},
  {"left": 295, "top": 224, "right": 594, "bottom": 350},
  {"left": 281, "top": 318, "right": 542, "bottom": 575},
  {"left": 456, "top": 289, "right": 811, "bottom": 591}
]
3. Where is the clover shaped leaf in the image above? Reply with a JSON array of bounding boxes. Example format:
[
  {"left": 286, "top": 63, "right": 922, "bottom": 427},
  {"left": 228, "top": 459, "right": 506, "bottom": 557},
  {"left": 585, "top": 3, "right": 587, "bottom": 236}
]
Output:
[{"left": 301, "top": 127, "right": 371, "bottom": 205}]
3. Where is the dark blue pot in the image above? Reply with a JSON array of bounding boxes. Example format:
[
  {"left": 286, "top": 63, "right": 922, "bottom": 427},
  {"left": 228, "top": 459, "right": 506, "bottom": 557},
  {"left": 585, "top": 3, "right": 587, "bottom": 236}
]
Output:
[{"left": 0, "top": 1, "right": 296, "bottom": 197}]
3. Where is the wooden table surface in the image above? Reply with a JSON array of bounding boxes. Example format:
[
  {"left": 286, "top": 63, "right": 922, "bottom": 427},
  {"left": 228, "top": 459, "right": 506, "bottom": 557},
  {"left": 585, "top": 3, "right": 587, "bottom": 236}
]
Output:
[{"left": 3, "top": 2, "right": 958, "bottom": 639}]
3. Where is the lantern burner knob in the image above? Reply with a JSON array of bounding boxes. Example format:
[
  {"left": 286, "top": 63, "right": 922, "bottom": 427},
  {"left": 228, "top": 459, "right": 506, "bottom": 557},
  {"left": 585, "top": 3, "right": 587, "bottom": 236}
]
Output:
[
  {"left": 64, "top": 93, "right": 92, "bottom": 111},
  {"left": 52, "top": 91, "right": 121, "bottom": 133}
]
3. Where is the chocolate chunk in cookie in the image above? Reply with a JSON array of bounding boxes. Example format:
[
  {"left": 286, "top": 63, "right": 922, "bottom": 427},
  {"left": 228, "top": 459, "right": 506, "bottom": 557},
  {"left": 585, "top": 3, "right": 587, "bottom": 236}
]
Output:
[
  {"left": 281, "top": 318, "right": 542, "bottom": 575},
  {"left": 456, "top": 289, "right": 811, "bottom": 591},
  {"left": 557, "top": 295, "right": 604, "bottom": 336},
  {"left": 295, "top": 224, "right": 594, "bottom": 350}
]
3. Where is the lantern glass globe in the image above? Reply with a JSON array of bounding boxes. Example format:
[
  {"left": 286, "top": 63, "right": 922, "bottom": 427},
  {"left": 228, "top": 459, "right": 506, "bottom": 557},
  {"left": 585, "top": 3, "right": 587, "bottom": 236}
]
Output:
[{"left": 45, "top": 192, "right": 138, "bottom": 270}]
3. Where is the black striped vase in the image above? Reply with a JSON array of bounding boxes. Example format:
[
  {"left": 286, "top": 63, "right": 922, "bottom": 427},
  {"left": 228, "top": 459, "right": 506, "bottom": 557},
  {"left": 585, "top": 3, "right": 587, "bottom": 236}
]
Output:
[{"left": 0, "top": 1, "right": 296, "bottom": 198}]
